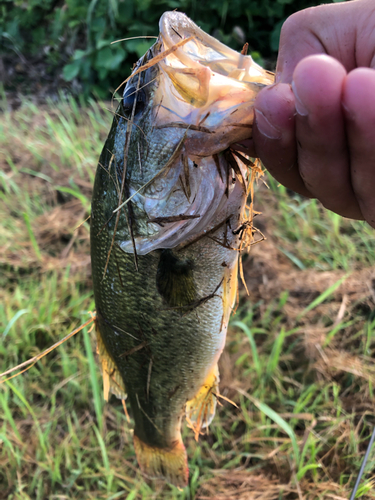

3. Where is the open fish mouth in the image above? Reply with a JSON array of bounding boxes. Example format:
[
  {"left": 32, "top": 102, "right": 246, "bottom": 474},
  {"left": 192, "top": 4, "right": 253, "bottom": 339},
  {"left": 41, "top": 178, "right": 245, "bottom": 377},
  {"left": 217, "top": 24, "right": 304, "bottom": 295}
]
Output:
[
  {"left": 122, "top": 11, "right": 274, "bottom": 157},
  {"left": 114, "top": 11, "right": 274, "bottom": 254},
  {"left": 152, "top": 11, "right": 274, "bottom": 153},
  {"left": 159, "top": 11, "right": 273, "bottom": 104}
]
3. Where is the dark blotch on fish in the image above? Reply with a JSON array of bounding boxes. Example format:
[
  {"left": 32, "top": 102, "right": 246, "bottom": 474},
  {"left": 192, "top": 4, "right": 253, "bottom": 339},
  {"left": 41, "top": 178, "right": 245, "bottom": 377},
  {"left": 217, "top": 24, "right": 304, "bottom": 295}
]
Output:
[{"left": 156, "top": 249, "right": 197, "bottom": 307}]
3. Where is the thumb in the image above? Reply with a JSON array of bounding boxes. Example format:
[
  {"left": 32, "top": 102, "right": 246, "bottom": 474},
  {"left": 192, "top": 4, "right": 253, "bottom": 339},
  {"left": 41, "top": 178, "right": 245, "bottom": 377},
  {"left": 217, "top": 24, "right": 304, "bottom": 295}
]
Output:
[{"left": 253, "top": 83, "right": 310, "bottom": 197}]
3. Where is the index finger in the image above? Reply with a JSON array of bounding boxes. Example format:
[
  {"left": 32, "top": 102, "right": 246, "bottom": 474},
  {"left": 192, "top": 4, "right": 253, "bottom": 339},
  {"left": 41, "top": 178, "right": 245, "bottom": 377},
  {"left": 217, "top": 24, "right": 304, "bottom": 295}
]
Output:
[{"left": 276, "top": 1, "right": 359, "bottom": 83}]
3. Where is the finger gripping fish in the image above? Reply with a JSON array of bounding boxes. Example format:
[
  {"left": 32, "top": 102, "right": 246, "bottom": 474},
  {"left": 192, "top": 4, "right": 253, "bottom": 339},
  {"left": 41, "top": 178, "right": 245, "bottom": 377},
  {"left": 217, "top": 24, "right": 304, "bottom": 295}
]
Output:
[{"left": 90, "top": 11, "right": 273, "bottom": 487}]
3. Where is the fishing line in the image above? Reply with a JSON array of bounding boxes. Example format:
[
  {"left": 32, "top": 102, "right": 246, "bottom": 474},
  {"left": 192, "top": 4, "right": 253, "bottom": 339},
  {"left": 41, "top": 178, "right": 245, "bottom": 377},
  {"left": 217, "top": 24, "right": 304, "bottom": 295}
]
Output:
[{"left": 349, "top": 426, "right": 375, "bottom": 500}]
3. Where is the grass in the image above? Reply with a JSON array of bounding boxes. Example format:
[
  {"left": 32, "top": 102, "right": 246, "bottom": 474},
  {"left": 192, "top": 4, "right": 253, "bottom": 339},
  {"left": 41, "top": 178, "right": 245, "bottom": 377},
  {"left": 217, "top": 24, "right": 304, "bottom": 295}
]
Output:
[{"left": 1, "top": 95, "right": 375, "bottom": 499}]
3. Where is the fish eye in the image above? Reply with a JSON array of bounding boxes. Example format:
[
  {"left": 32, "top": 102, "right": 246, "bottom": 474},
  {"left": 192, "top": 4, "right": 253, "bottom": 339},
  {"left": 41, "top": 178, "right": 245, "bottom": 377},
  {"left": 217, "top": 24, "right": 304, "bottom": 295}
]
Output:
[{"left": 122, "top": 87, "right": 146, "bottom": 116}]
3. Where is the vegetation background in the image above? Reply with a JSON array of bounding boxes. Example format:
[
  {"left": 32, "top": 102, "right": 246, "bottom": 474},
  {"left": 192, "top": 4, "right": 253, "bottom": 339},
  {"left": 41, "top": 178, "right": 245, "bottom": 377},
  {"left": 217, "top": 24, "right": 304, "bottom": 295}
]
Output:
[
  {"left": 2, "top": 0, "right": 375, "bottom": 499},
  {"left": 2, "top": 0, "right": 341, "bottom": 98}
]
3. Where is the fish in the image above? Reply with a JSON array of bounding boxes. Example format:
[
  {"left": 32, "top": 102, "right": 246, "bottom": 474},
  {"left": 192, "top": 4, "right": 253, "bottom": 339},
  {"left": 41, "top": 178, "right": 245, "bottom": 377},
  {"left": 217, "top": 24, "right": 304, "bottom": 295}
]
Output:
[{"left": 90, "top": 11, "right": 273, "bottom": 487}]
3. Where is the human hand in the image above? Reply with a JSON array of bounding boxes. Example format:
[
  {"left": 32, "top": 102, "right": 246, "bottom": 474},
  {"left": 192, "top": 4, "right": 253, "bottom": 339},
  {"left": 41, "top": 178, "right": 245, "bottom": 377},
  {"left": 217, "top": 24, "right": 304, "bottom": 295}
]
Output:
[{"left": 252, "top": 0, "right": 375, "bottom": 228}]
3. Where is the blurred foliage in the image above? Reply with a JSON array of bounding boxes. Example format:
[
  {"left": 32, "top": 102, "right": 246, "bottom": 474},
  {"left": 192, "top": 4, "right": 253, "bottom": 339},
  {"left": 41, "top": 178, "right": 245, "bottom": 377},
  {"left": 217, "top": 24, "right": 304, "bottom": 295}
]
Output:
[{"left": 1, "top": 0, "right": 340, "bottom": 97}]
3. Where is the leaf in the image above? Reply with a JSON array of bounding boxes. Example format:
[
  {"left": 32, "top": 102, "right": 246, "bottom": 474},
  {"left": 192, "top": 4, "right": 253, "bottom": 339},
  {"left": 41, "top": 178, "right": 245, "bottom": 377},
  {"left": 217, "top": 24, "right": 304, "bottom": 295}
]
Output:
[
  {"left": 95, "top": 46, "right": 112, "bottom": 67},
  {"left": 279, "top": 247, "right": 306, "bottom": 270},
  {"left": 23, "top": 212, "right": 42, "bottom": 261},
  {"left": 297, "top": 274, "right": 349, "bottom": 320},
  {"left": 238, "top": 388, "right": 300, "bottom": 466},
  {"left": 56, "top": 186, "right": 90, "bottom": 211},
  {"left": 96, "top": 38, "right": 111, "bottom": 50},
  {"left": 133, "top": 40, "right": 154, "bottom": 58},
  {"left": 96, "top": 46, "right": 126, "bottom": 71},
  {"left": 73, "top": 49, "right": 88, "bottom": 61},
  {"left": 233, "top": 321, "right": 261, "bottom": 378},
  {"left": 97, "top": 66, "right": 108, "bottom": 81},
  {"left": 62, "top": 61, "right": 81, "bottom": 81},
  {"left": 297, "top": 463, "right": 321, "bottom": 481},
  {"left": 2, "top": 309, "right": 30, "bottom": 339}
]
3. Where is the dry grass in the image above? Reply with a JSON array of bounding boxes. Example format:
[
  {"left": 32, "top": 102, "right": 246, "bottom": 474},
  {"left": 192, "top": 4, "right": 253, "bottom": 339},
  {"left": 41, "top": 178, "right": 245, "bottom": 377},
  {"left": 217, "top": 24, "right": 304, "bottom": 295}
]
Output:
[{"left": 0, "top": 97, "right": 375, "bottom": 499}]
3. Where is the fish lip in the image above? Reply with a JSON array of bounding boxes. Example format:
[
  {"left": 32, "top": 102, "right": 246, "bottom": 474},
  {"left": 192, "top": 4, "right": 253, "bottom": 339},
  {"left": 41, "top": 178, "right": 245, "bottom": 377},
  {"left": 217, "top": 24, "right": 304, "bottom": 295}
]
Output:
[
  {"left": 159, "top": 11, "right": 241, "bottom": 68},
  {"left": 159, "top": 11, "right": 273, "bottom": 86},
  {"left": 154, "top": 11, "right": 273, "bottom": 143}
]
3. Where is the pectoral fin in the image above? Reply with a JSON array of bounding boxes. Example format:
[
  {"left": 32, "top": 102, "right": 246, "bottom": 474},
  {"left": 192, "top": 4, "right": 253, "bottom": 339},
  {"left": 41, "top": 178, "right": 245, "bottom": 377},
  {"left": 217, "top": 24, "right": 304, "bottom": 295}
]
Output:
[
  {"left": 185, "top": 364, "right": 219, "bottom": 440},
  {"left": 222, "top": 261, "right": 238, "bottom": 324},
  {"left": 96, "top": 325, "right": 127, "bottom": 401}
]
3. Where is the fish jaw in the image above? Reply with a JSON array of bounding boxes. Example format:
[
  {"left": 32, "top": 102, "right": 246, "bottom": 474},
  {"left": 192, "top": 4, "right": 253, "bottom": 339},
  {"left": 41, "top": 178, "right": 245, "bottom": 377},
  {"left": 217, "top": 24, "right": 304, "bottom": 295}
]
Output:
[
  {"left": 114, "top": 11, "right": 273, "bottom": 254},
  {"left": 151, "top": 11, "right": 274, "bottom": 155}
]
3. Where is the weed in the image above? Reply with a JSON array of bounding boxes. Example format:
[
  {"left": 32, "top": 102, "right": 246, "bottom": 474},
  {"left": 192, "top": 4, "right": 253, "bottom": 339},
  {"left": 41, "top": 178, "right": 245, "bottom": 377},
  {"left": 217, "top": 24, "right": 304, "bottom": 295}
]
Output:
[{"left": 1, "top": 98, "right": 375, "bottom": 498}]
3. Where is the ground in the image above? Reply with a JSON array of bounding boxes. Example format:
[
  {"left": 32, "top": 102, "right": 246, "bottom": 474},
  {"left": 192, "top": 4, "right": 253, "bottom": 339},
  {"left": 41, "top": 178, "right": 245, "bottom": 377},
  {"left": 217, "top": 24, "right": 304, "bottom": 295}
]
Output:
[{"left": 0, "top": 97, "right": 375, "bottom": 499}]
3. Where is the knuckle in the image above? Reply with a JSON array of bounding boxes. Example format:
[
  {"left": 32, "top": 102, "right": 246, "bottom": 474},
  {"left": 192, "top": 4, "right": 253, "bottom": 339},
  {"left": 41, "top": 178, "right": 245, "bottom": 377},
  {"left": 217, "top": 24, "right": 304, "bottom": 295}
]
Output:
[{"left": 280, "top": 7, "right": 316, "bottom": 42}]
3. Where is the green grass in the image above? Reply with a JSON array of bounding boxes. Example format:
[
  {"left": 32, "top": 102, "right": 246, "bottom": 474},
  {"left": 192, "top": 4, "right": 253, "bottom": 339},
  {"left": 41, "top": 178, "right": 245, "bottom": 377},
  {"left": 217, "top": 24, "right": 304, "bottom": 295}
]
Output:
[
  {"left": 264, "top": 177, "right": 375, "bottom": 272},
  {"left": 1, "top": 96, "right": 375, "bottom": 499}
]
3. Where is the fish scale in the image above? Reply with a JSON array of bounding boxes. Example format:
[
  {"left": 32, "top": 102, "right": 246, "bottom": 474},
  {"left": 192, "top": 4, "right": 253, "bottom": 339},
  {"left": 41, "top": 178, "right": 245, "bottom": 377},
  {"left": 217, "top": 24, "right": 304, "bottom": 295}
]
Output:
[
  {"left": 90, "top": 10, "right": 273, "bottom": 487},
  {"left": 91, "top": 188, "right": 234, "bottom": 438}
]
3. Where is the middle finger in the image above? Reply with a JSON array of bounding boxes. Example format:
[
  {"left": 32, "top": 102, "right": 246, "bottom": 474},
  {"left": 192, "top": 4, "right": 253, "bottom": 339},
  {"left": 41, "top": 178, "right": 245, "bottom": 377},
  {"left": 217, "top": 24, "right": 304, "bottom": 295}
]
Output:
[{"left": 293, "top": 55, "right": 362, "bottom": 219}]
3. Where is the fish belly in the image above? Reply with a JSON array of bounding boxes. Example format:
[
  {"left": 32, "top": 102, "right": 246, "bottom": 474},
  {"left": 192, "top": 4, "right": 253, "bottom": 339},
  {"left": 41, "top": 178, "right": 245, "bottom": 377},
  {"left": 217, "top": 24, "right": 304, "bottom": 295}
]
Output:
[{"left": 91, "top": 164, "right": 238, "bottom": 485}]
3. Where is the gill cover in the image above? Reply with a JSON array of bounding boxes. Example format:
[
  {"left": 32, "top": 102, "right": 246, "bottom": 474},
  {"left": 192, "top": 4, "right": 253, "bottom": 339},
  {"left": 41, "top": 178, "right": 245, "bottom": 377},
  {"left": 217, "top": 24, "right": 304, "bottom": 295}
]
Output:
[{"left": 119, "top": 12, "right": 273, "bottom": 254}]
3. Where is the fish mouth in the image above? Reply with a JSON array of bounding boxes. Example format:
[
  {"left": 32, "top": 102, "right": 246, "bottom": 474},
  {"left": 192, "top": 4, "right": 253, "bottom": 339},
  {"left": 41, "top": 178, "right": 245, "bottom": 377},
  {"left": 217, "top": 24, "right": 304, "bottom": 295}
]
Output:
[
  {"left": 154, "top": 11, "right": 274, "bottom": 153},
  {"left": 116, "top": 13, "right": 273, "bottom": 254},
  {"left": 159, "top": 11, "right": 272, "bottom": 101}
]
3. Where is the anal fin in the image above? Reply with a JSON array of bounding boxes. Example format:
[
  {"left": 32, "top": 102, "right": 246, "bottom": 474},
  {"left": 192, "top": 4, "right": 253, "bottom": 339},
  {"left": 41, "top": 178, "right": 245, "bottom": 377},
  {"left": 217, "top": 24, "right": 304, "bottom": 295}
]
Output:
[
  {"left": 96, "top": 324, "right": 127, "bottom": 401},
  {"left": 133, "top": 434, "right": 188, "bottom": 487},
  {"left": 185, "top": 364, "right": 219, "bottom": 440}
]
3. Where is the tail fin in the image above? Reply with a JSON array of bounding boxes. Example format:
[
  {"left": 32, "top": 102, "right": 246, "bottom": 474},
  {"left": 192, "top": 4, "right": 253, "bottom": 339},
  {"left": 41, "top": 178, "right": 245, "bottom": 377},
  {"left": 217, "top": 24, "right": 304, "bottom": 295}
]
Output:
[{"left": 133, "top": 434, "right": 188, "bottom": 487}]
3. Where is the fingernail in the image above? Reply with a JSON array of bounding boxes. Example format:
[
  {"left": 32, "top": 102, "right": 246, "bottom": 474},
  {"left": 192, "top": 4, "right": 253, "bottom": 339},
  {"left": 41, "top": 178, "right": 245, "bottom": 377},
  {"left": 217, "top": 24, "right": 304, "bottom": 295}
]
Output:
[
  {"left": 341, "top": 101, "right": 352, "bottom": 118},
  {"left": 254, "top": 108, "right": 282, "bottom": 140},
  {"left": 292, "top": 80, "right": 308, "bottom": 116},
  {"left": 275, "top": 71, "right": 281, "bottom": 84},
  {"left": 291, "top": 80, "right": 308, "bottom": 116}
]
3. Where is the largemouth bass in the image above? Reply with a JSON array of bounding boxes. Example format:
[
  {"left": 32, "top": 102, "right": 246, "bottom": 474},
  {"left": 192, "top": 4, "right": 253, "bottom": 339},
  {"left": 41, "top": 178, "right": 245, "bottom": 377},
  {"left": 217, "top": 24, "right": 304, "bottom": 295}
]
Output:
[{"left": 90, "top": 11, "right": 273, "bottom": 487}]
